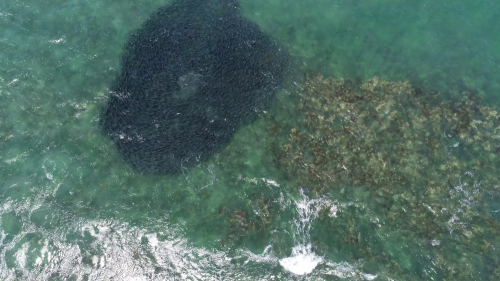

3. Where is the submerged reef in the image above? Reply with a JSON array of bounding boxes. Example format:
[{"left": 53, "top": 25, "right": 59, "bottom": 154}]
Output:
[
  {"left": 277, "top": 73, "right": 500, "bottom": 193},
  {"left": 101, "top": 0, "right": 289, "bottom": 174},
  {"left": 270, "top": 72, "right": 500, "bottom": 279},
  {"left": 220, "top": 193, "right": 276, "bottom": 249}
]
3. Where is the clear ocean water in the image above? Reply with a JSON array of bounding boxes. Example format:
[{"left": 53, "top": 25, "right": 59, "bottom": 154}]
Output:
[{"left": 1, "top": 0, "right": 499, "bottom": 280}]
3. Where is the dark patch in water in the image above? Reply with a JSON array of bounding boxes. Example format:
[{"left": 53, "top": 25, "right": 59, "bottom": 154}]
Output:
[{"left": 101, "top": 0, "right": 290, "bottom": 174}]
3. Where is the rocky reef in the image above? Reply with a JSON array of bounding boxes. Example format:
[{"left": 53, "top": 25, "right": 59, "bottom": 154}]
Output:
[
  {"left": 269, "top": 72, "right": 500, "bottom": 279},
  {"left": 276, "top": 73, "right": 499, "bottom": 195}
]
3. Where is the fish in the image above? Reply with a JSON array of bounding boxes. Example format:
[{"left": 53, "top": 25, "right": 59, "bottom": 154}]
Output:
[{"left": 100, "top": 0, "right": 290, "bottom": 174}]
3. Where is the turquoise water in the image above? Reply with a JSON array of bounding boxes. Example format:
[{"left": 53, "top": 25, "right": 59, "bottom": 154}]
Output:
[{"left": 1, "top": 0, "right": 499, "bottom": 280}]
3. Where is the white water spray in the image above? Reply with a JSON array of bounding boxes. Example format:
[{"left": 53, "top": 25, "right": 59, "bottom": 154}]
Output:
[{"left": 279, "top": 189, "right": 324, "bottom": 275}]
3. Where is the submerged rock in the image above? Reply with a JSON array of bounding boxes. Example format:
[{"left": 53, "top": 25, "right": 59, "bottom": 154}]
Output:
[
  {"left": 101, "top": 0, "right": 289, "bottom": 174},
  {"left": 274, "top": 73, "right": 500, "bottom": 195},
  {"left": 269, "top": 72, "right": 500, "bottom": 279}
]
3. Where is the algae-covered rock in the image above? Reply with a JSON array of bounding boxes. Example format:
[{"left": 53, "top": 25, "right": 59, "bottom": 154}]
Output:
[
  {"left": 270, "top": 72, "right": 500, "bottom": 279},
  {"left": 277, "top": 73, "right": 499, "bottom": 195},
  {"left": 222, "top": 193, "right": 276, "bottom": 248}
]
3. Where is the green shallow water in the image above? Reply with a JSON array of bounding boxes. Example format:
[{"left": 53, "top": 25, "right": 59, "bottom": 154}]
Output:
[{"left": 1, "top": 0, "right": 499, "bottom": 280}]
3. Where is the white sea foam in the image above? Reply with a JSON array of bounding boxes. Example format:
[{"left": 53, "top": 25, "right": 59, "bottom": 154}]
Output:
[
  {"left": 278, "top": 190, "right": 378, "bottom": 278},
  {"left": 279, "top": 189, "right": 325, "bottom": 275},
  {"left": 279, "top": 243, "right": 323, "bottom": 275},
  {"left": 0, "top": 187, "right": 376, "bottom": 280},
  {"left": 322, "top": 261, "right": 378, "bottom": 280}
]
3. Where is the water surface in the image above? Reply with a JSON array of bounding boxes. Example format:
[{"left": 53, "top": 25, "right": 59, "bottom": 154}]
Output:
[{"left": 1, "top": 0, "right": 499, "bottom": 280}]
